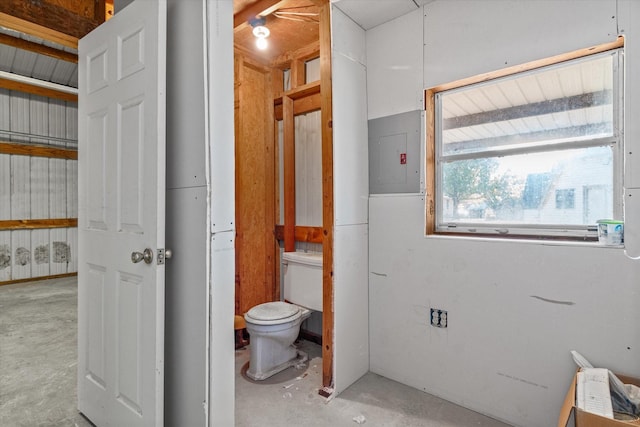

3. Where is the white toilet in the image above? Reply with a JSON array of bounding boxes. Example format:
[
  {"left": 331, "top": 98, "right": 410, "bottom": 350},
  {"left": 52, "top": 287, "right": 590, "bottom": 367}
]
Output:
[{"left": 244, "top": 251, "right": 322, "bottom": 381}]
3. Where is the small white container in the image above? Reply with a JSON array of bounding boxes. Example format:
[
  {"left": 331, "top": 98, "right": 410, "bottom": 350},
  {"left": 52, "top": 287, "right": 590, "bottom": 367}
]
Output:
[{"left": 596, "top": 220, "right": 624, "bottom": 246}]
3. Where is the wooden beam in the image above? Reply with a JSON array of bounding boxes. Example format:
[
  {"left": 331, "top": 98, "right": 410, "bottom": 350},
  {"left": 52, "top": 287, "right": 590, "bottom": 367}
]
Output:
[
  {"left": 94, "top": 0, "right": 106, "bottom": 22},
  {"left": 444, "top": 90, "right": 611, "bottom": 130},
  {"left": 285, "top": 81, "right": 320, "bottom": 100},
  {"left": 271, "top": 41, "right": 320, "bottom": 69},
  {"left": 0, "top": 12, "right": 78, "bottom": 49},
  {"left": 0, "top": 141, "right": 77, "bottom": 159},
  {"left": 307, "top": 0, "right": 325, "bottom": 7},
  {"left": 283, "top": 95, "right": 296, "bottom": 252},
  {"left": 274, "top": 92, "right": 321, "bottom": 120},
  {"left": 274, "top": 225, "right": 323, "bottom": 243},
  {"left": 0, "top": 0, "right": 104, "bottom": 44},
  {"left": 274, "top": 81, "right": 322, "bottom": 119},
  {"left": 274, "top": 81, "right": 320, "bottom": 105},
  {"left": 233, "top": 0, "right": 286, "bottom": 30},
  {"left": 0, "top": 77, "right": 77, "bottom": 102},
  {"left": 0, "top": 218, "right": 78, "bottom": 230},
  {"left": 0, "top": 32, "right": 77, "bottom": 63},
  {"left": 0, "top": 272, "right": 77, "bottom": 287},
  {"left": 319, "top": 0, "right": 334, "bottom": 393},
  {"left": 444, "top": 122, "right": 611, "bottom": 155}
]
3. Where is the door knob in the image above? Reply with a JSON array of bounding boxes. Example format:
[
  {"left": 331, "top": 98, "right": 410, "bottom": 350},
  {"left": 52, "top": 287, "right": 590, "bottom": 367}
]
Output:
[{"left": 131, "top": 248, "right": 153, "bottom": 264}]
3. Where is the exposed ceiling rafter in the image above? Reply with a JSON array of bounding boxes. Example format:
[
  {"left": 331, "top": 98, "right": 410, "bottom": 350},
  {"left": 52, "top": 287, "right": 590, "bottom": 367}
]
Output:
[
  {"left": 233, "top": 0, "right": 288, "bottom": 30},
  {"left": 0, "top": 32, "right": 77, "bottom": 63},
  {"left": 444, "top": 90, "right": 611, "bottom": 130}
]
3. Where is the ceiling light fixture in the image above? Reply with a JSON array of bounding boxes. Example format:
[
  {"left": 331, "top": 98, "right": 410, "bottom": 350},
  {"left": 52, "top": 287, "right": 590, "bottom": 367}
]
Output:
[{"left": 249, "top": 16, "right": 270, "bottom": 51}]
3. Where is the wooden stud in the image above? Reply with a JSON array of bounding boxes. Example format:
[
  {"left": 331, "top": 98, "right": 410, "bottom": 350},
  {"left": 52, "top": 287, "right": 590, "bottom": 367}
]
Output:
[
  {"left": 319, "top": 0, "right": 334, "bottom": 392},
  {"left": 274, "top": 82, "right": 321, "bottom": 119},
  {"left": 264, "top": 70, "right": 277, "bottom": 302},
  {"left": 0, "top": 218, "right": 77, "bottom": 230},
  {"left": 274, "top": 92, "right": 321, "bottom": 120},
  {"left": 425, "top": 89, "right": 435, "bottom": 235},
  {"left": 283, "top": 95, "right": 295, "bottom": 253},
  {"left": 0, "top": 141, "right": 77, "bottom": 159},
  {"left": 274, "top": 114, "right": 282, "bottom": 302},
  {"left": 234, "top": 55, "right": 243, "bottom": 315},
  {"left": 290, "top": 58, "right": 306, "bottom": 89},
  {"left": 274, "top": 225, "right": 323, "bottom": 243},
  {"left": 0, "top": 77, "right": 77, "bottom": 102},
  {"left": 272, "top": 68, "right": 284, "bottom": 100},
  {"left": 0, "top": 33, "right": 77, "bottom": 63}
]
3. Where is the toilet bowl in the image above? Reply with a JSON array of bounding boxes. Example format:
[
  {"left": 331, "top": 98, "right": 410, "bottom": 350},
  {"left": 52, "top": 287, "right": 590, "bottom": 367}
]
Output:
[
  {"left": 244, "top": 251, "right": 322, "bottom": 381},
  {"left": 244, "top": 301, "right": 311, "bottom": 380}
]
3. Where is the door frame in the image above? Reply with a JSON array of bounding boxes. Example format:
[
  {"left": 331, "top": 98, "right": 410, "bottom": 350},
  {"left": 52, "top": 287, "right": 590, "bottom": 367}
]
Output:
[{"left": 203, "top": 1, "right": 236, "bottom": 425}]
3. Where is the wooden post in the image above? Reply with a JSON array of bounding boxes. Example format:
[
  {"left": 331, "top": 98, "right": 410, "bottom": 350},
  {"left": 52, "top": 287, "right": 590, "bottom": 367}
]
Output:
[
  {"left": 319, "top": 0, "right": 334, "bottom": 392},
  {"left": 283, "top": 95, "right": 295, "bottom": 253}
]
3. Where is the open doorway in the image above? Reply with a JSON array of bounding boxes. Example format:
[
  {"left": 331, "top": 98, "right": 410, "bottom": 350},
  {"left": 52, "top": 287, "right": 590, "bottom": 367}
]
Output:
[{"left": 232, "top": 0, "right": 335, "bottom": 420}]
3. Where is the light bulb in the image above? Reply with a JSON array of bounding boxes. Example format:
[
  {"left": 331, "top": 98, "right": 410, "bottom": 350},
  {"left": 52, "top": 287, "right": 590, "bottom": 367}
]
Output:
[
  {"left": 256, "top": 37, "right": 268, "bottom": 50},
  {"left": 252, "top": 25, "right": 270, "bottom": 39}
]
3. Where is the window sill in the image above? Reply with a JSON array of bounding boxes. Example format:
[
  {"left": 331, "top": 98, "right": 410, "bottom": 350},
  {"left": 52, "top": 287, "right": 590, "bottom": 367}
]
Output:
[{"left": 425, "top": 232, "right": 624, "bottom": 249}]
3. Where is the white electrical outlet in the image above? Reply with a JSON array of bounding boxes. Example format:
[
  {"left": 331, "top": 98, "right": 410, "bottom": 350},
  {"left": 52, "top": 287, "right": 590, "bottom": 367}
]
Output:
[{"left": 430, "top": 308, "right": 448, "bottom": 328}]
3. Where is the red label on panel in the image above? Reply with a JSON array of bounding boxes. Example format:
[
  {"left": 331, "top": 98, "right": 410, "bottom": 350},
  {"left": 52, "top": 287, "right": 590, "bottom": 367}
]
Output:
[{"left": 400, "top": 153, "right": 407, "bottom": 165}]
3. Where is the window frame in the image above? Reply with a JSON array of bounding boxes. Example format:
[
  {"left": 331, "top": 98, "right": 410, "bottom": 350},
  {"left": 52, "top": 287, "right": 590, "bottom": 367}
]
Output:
[{"left": 425, "top": 37, "right": 625, "bottom": 241}]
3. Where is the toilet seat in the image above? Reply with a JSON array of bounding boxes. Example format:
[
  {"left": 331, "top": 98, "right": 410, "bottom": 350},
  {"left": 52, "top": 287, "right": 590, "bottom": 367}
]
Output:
[{"left": 245, "top": 301, "right": 301, "bottom": 326}]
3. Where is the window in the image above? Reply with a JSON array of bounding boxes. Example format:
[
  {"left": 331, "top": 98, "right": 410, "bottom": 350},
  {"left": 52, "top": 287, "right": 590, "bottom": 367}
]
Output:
[
  {"left": 425, "top": 38, "right": 624, "bottom": 240},
  {"left": 555, "top": 189, "right": 575, "bottom": 209}
]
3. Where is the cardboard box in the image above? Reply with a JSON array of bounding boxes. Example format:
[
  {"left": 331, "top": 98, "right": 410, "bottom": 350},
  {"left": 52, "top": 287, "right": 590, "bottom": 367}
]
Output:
[{"left": 558, "top": 370, "right": 640, "bottom": 427}]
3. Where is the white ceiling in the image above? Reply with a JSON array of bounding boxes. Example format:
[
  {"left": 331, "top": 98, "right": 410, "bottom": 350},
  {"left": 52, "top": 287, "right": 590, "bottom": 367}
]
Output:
[{"left": 332, "top": 0, "right": 434, "bottom": 30}]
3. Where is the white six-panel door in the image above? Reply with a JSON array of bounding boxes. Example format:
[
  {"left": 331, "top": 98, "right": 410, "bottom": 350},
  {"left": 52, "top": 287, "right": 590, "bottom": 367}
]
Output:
[{"left": 77, "top": 1, "right": 166, "bottom": 425}]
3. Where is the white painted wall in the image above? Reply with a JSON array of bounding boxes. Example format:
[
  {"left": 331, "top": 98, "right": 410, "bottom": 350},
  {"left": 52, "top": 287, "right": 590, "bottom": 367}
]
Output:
[
  {"left": 163, "top": 0, "right": 208, "bottom": 425},
  {"left": 331, "top": 6, "right": 370, "bottom": 394},
  {"left": 205, "top": 0, "right": 235, "bottom": 425},
  {"left": 366, "top": 8, "right": 423, "bottom": 120},
  {"left": 367, "top": 1, "right": 640, "bottom": 426}
]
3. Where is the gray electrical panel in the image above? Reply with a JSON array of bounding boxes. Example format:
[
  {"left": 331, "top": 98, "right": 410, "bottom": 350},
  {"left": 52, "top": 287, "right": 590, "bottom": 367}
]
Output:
[{"left": 368, "top": 110, "right": 421, "bottom": 194}]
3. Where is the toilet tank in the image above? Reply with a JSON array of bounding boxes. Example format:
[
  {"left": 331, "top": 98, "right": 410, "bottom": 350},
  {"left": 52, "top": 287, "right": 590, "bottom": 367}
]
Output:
[{"left": 283, "top": 251, "right": 323, "bottom": 312}]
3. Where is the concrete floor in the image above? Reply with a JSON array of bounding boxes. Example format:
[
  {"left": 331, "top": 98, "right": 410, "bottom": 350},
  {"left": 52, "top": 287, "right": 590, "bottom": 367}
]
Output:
[
  {"left": 1, "top": 277, "right": 512, "bottom": 426},
  {"left": 0, "top": 277, "right": 92, "bottom": 427},
  {"left": 235, "top": 340, "right": 512, "bottom": 427}
]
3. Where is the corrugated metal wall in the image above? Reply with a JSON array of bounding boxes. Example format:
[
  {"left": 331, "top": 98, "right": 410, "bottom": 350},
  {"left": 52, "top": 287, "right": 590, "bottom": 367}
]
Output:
[{"left": 0, "top": 89, "right": 78, "bottom": 282}]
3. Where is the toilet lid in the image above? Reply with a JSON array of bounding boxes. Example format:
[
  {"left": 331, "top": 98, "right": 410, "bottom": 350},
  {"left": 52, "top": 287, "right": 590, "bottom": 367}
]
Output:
[{"left": 246, "top": 301, "right": 300, "bottom": 322}]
